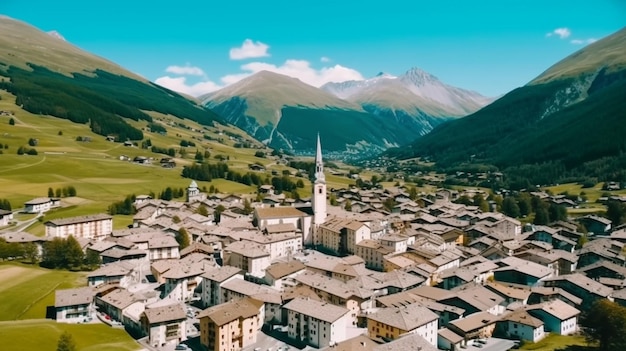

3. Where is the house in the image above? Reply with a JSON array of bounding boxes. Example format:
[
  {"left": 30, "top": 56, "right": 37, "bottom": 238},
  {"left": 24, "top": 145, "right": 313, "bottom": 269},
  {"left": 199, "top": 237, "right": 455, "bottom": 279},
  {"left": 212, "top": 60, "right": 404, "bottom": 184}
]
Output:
[
  {"left": 264, "top": 260, "right": 306, "bottom": 291},
  {"left": 356, "top": 239, "right": 394, "bottom": 271},
  {"left": 284, "top": 297, "right": 352, "bottom": 348},
  {"left": 253, "top": 206, "right": 313, "bottom": 245},
  {"left": 45, "top": 214, "right": 113, "bottom": 240},
  {"left": 447, "top": 311, "right": 500, "bottom": 340},
  {"left": 141, "top": 302, "right": 187, "bottom": 347},
  {"left": 0, "top": 231, "right": 48, "bottom": 256},
  {"left": 577, "top": 239, "right": 626, "bottom": 268},
  {"left": 578, "top": 215, "right": 612, "bottom": 234},
  {"left": 526, "top": 299, "right": 580, "bottom": 335},
  {"left": 0, "top": 209, "right": 13, "bottom": 226},
  {"left": 440, "top": 283, "right": 505, "bottom": 316},
  {"left": 224, "top": 241, "right": 271, "bottom": 277},
  {"left": 200, "top": 265, "right": 244, "bottom": 308},
  {"left": 162, "top": 261, "right": 208, "bottom": 302},
  {"left": 198, "top": 297, "right": 264, "bottom": 351},
  {"left": 87, "top": 261, "right": 135, "bottom": 287},
  {"left": 542, "top": 273, "right": 614, "bottom": 308},
  {"left": 96, "top": 288, "right": 147, "bottom": 325},
  {"left": 55, "top": 287, "right": 96, "bottom": 323},
  {"left": 367, "top": 303, "right": 439, "bottom": 346},
  {"left": 317, "top": 216, "right": 371, "bottom": 255},
  {"left": 373, "top": 333, "right": 439, "bottom": 351},
  {"left": 484, "top": 281, "right": 531, "bottom": 307},
  {"left": 438, "top": 328, "right": 465, "bottom": 351},
  {"left": 148, "top": 236, "right": 180, "bottom": 261},
  {"left": 23, "top": 197, "right": 60, "bottom": 214},
  {"left": 497, "top": 309, "right": 545, "bottom": 342},
  {"left": 492, "top": 256, "right": 554, "bottom": 286},
  {"left": 244, "top": 231, "right": 303, "bottom": 261}
]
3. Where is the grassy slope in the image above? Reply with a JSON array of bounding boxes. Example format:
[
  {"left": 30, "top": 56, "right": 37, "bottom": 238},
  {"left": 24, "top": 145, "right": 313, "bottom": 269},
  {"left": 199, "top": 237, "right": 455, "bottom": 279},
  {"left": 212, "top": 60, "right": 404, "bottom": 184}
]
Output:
[
  {"left": 0, "top": 262, "right": 86, "bottom": 320},
  {"left": 519, "top": 334, "right": 589, "bottom": 351},
  {"left": 0, "top": 319, "right": 140, "bottom": 351}
]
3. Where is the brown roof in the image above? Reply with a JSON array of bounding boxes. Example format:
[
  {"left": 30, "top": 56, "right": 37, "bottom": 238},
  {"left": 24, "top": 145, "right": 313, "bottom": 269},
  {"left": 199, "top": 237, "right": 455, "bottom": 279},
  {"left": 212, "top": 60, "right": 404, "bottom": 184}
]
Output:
[
  {"left": 255, "top": 206, "right": 307, "bottom": 219},
  {"left": 526, "top": 299, "right": 580, "bottom": 320},
  {"left": 502, "top": 309, "right": 543, "bottom": 328},
  {"left": 265, "top": 261, "right": 306, "bottom": 279},
  {"left": 438, "top": 328, "right": 464, "bottom": 343},
  {"left": 201, "top": 265, "right": 242, "bottom": 282},
  {"left": 45, "top": 213, "right": 112, "bottom": 226},
  {"left": 198, "top": 297, "right": 263, "bottom": 326},
  {"left": 99, "top": 288, "right": 140, "bottom": 310},
  {"left": 448, "top": 311, "right": 500, "bottom": 333},
  {"left": 284, "top": 297, "right": 350, "bottom": 323},
  {"left": 143, "top": 303, "right": 186, "bottom": 324},
  {"left": 367, "top": 303, "right": 438, "bottom": 331},
  {"left": 55, "top": 287, "right": 95, "bottom": 308}
]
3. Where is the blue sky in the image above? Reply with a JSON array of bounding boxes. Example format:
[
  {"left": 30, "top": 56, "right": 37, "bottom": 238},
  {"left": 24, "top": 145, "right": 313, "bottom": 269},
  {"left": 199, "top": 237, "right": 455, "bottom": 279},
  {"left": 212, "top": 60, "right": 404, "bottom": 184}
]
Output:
[{"left": 2, "top": 0, "right": 625, "bottom": 97}]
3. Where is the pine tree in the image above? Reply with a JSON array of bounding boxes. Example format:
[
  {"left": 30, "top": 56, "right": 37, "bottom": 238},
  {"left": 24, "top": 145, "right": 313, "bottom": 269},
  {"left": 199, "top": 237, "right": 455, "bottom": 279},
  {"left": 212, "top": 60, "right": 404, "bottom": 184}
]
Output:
[
  {"left": 57, "top": 331, "right": 76, "bottom": 351},
  {"left": 48, "top": 187, "right": 54, "bottom": 198}
]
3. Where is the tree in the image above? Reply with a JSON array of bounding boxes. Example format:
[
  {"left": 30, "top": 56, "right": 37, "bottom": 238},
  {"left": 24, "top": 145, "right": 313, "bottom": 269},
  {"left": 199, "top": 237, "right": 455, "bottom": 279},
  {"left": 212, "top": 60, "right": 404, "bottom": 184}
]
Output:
[
  {"left": 67, "top": 186, "right": 77, "bottom": 197},
  {"left": 8, "top": 118, "right": 14, "bottom": 125},
  {"left": 243, "top": 198, "right": 253, "bottom": 215},
  {"left": 0, "top": 199, "right": 11, "bottom": 211},
  {"left": 501, "top": 197, "right": 520, "bottom": 218},
  {"left": 344, "top": 199, "right": 352, "bottom": 211},
  {"left": 58, "top": 130, "right": 63, "bottom": 135},
  {"left": 196, "top": 204, "right": 209, "bottom": 216},
  {"left": 57, "top": 331, "right": 76, "bottom": 351},
  {"left": 55, "top": 188, "right": 62, "bottom": 197},
  {"left": 172, "top": 215, "right": 181, "bottom": 224},
  {"left": 517, "top": 193, "right": 532, "bottom": 217},
  {"left": 42, "top": 237, "right": 66, "bottom": 268},
  {"left": 329, "top": 193, "right": 338, "bottom": 206},
  {"left": 606, "top": 201, "right": 626, "bottom": 226},
  {"left": 534, "top": 207, "right": 550, "bottom": 225},
  {"left": 176, "top": 227, "right": 190, "bottom": 249},
  {"left": 85, "top": 249, "right": 101, "bottom": 268},
  {"left": 195, "top": 150, "right": 204, "bottom": 162},
  {"left": 22, "top": 243, "right": 39, "bottom": 264},
  {"left": 581, "top": 299, "right": 626, "bottom": 351},
  {"left": 214, "top": 205, "right": 225, "bottom": 224},
  {"left": 408, "top": 186, "right": 418, "bottom": 201},
  {"left": 548, "top": 203, "right": 567, "bottom": 222},
  {"left": 48, "top": 187, "right": 54, "bottom": 197},
  {"left": 65, "top": 236, "right": 85, "bottom": 268}
]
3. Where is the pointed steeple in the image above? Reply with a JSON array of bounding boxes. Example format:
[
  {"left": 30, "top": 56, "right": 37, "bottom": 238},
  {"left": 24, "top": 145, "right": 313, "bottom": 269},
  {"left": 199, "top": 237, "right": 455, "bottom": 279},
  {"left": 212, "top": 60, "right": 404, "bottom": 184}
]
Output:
[{"left": 314, "top": 133, "right": 325, "bottom": 183}]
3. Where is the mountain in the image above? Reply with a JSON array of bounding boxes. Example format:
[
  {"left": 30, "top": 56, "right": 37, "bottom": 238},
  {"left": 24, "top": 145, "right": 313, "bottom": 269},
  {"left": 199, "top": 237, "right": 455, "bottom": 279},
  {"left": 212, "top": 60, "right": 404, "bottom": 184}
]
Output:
[
  {"left": 388, "top": 27, "right": 626, "bottom": 185},
  {"left": 322, "top": 67, "right": 493, "bottom": 117},
  {"left": 0, "top": 16, "right": 221, "bottom": 140},
  {"left": 202, "top": 71, "right": 411, "bottom": 157},
  {"left": 202, "top": 68, "right": 492, "bottom": 157}
]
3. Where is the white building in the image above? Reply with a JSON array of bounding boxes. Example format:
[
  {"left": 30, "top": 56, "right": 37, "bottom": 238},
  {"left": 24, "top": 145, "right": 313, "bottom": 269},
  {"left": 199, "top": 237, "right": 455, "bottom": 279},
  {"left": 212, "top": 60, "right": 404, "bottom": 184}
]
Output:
[
  {"left": 284, "top": 297, "right": 351, "bottom": 348},
  {"left": 55, "top": 287, "right": 96, "bottom": 323},
  {"left": 141, "top": 302, "right": 187, "bottom": 348},
  {"left": 225, "top": 241, "right": 271, "bottom": 277},
  {"left": 200, "top": 265, "right": 244, "bottom": 308},
  {"left": 526, "top": 299, "right": 580, "bottom": 335},
  {"left": 45, "top": 213, "right": 113, "bottom": 240},
  {"left": 23, "top": 197, "right": 60, "bottom": 214},
  {"left": 366, "top": 303, "right": 439, "bottom": 346}
]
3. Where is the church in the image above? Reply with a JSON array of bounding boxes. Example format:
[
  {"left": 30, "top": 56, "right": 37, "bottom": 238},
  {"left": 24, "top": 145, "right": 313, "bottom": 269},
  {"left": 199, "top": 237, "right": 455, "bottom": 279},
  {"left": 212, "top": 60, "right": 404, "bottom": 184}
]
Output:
[{"left": 252, "top": 134, "right": 327, "bottom": 246}]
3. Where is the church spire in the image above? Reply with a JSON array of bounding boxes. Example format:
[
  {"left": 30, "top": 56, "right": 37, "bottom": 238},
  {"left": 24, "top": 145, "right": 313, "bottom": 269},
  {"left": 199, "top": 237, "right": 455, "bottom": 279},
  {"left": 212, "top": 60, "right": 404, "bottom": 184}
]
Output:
[{"left": 314, "top": 133, "right": 325, "bottom": 183}]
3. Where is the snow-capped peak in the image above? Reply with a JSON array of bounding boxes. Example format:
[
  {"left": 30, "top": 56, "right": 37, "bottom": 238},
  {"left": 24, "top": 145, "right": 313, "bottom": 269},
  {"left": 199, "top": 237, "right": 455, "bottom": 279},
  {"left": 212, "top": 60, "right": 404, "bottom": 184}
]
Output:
[{"left": 46, "top": 30, "right": 66, "bottom": 41}]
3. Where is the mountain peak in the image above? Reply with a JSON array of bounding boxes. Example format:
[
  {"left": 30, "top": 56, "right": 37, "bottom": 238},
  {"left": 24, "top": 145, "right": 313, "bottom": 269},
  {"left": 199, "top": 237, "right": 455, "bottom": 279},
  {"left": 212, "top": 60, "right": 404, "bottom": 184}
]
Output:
[
  {"left": 401, "top": 67, "right": 439, "bottom": 86},
  {"left": 46, "top": 30, "right": 66, "bottom": 41}
]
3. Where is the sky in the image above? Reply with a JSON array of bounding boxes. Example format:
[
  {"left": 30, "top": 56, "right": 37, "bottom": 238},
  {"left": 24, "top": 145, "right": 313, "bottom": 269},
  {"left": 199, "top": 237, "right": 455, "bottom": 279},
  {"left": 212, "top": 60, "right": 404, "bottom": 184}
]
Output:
[{"left": 2, "top": 0, "right": 625, "bottom": 97}]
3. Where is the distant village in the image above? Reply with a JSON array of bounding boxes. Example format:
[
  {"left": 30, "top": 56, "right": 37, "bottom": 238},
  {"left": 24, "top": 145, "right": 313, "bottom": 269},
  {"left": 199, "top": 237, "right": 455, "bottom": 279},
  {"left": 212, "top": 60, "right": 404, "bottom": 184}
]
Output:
[{"left": 2, "top": 138, "right": 626, "bottom": 351}]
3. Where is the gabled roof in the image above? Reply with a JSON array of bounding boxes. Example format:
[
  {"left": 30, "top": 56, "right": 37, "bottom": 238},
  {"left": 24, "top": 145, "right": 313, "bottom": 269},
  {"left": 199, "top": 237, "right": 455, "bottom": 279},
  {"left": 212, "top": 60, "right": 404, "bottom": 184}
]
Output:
[
  {"left": 198, "top": 297, "right": 263, "bottom": 325},
  {"left": 542, "top": 273, "right": 613, "bottom": 297},
  {"left": 254, "top": 206, "right": 307, "bottom": 219},
  {"left": 201, "top": 265, "right": 242, "bottom": 282},
  {"left": 55, "top": 287, "right": 95, "bottom": 308},
  {"left": 502, "top": 309, "right": 543, "bottom": 328},
  {"left": 284, "top": 297, "right": 350, "bottom": 323},
  {"left": 526, "top": 299, "right": 580, "bottom": 321},
  {"left": 368, "top": 304, "right": 439, "bottom": 331},
  {"left": 265, "top": 260, "right": 306, "bottom": 280},
  {"left": 448, "top": 311, "right": 499, "bottom": 333},
  {"left": 142, "top": 302, "right": 186, "bottom": 324}
]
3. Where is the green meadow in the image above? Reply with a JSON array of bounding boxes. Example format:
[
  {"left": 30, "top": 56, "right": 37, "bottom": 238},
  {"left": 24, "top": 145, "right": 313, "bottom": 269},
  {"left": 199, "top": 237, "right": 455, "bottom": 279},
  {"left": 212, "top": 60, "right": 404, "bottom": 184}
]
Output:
[
  {"left": 0, "top": 319, "right": 140, "bottom": 351},
  {"left": 0, "top": 262, "right": 86, "bottom": 320}
]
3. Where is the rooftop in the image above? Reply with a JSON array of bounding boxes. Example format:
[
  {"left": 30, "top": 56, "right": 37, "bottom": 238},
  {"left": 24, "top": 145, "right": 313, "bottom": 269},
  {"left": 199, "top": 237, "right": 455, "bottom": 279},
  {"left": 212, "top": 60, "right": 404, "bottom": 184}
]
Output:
[
  {"left": 367, "top": 303, "right": 439, "bottom": 331},
  {"left": 284, "top": 297, "right": 350, "bottom": 323}
]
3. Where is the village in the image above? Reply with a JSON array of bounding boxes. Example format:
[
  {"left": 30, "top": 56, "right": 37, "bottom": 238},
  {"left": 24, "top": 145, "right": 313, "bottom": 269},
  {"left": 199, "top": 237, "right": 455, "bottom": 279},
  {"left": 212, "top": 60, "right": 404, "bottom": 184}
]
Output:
[{"left": 2, "top": 137, "right": 626, "bottom": 351}]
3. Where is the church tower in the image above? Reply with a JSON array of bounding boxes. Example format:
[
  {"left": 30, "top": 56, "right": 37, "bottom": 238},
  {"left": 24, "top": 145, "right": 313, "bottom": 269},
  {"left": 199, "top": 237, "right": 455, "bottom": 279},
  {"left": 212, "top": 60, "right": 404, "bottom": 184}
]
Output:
[{"left": 312, "top": 133, "right": 327, "bottom": 226}]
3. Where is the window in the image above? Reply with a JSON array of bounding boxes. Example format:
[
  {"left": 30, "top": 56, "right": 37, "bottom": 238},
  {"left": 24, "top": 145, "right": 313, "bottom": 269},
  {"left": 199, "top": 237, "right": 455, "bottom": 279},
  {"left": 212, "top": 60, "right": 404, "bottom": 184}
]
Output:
[{"left": 318, "top": 188, "right": 322, "bottom": 194}]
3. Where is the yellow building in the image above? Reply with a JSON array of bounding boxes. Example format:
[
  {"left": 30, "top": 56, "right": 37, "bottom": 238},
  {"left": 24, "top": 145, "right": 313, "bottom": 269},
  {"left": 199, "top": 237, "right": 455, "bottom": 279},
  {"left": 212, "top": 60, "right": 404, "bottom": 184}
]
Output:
[
  {"left": 366, "top": 303, "right": 439, "bottom": 346},
  {"left": 198, "top": 297, "right": 264, "bottom": 351}
]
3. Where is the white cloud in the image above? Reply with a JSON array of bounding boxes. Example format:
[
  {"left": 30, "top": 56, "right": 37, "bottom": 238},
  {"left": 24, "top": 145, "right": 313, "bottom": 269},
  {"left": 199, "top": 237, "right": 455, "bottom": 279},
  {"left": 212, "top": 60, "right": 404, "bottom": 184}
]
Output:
[
  {"left": 570, "top": 38, "right": 597, "bottom": 45},
  {"left": 229, "top": 39, "right": 270, "bottom": 60},
  {"left": 165, "top": 64, "right": 205, "bottom": 76},
  {"left": 154, "top": 76, "right": 222, "bottom": 97},
  {"left": 320, "top": 56, "right": 331, "bottom": 63},
  {"left": 546, "top": 27, "right": 571, "bottom": 39},
  {"left": 220, "top": 59, "right": 364, "bottom": 87}
]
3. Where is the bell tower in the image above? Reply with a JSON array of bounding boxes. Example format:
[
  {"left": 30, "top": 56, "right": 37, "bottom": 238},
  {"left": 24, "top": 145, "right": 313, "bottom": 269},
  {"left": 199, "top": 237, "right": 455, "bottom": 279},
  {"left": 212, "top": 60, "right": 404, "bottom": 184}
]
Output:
[{"left": 312, "top": 133, "right": 327, "bottom": 225}]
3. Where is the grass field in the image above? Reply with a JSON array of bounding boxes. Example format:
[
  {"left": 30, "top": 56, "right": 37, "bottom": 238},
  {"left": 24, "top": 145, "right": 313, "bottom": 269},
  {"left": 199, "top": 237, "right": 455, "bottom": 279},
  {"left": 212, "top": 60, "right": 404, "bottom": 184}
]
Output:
[
  {"left": 0, "top": 319, "right": 140, "bottom": 351},
  {"left": 544, "top": 182, "right": 626, "bottom": 217},
  {"left": 0, "top": 262, "right": 86, "bottom": 320},
  {"left": 520, "top": 334, "right": 590, "bottom": 351}
]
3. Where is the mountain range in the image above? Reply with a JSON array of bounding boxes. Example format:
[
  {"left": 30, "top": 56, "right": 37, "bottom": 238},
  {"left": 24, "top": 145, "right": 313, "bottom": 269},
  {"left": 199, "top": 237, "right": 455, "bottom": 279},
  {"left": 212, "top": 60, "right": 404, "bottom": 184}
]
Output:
[
  {"left": 388, "top": 26, "right": 626, "bottom": 185},
  {"left": 202, "top": 68, "right": 492, "bottom": 156}
]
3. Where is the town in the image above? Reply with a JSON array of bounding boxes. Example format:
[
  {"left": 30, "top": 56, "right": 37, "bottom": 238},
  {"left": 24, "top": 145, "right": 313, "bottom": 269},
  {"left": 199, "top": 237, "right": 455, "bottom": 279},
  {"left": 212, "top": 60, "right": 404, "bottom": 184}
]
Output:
[{"left": 2, "top": 135, "right": 626, "bottom": 351}]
